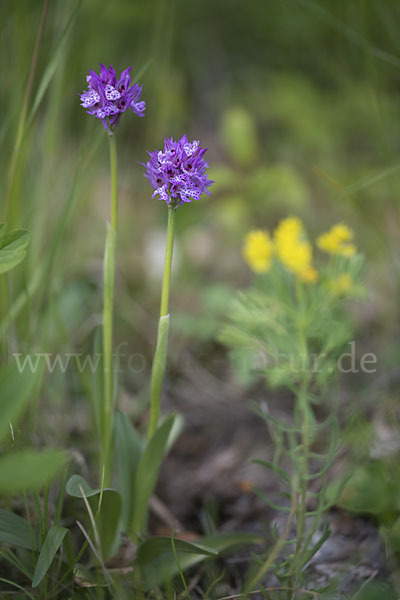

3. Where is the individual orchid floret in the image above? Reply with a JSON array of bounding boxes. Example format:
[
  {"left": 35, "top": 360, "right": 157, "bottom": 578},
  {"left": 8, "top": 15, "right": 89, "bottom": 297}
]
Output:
[
  {"left": 80, "top": 64, "right": 145, "bottom": 133},
  {"left": 143, "top": 135, "right": 213, "bottom": 207}
]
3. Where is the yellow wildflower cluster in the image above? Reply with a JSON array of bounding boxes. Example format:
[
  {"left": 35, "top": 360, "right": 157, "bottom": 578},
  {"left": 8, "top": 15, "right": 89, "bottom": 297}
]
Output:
[
  {"left": 273, "top": 217, "right": 318, "bottom": 283},
  {"left": 242, "top": 230, "right": 274, "bottom": 273},
  {"left": 242, "top": 218, "right": 357, "bottom": 291},
  {"left": 317, "top": 224, "right": 356, "bottom": 257},
  {"left": 242, "top": 217, "right": 317, "bottom": 283}
]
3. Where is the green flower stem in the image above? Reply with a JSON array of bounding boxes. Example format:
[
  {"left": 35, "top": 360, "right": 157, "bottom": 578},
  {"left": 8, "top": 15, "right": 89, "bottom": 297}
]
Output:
[
  {"left": 101, "top": 133, "right": 118, "bottom": 486},
  {"left": 293, "top": 381, "right": 310, "bottom": 567},
  {"left": 147, "top": 206, "right": 176, "bottom": 439},
  {"left": 288, "top": 304, "right": 312, "bottom": 598},
  {"left": 160, "top": 206, "right": 175, "bottom": 317}
]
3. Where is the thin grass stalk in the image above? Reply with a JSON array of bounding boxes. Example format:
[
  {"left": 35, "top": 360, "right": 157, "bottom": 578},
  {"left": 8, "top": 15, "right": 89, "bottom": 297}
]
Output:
[{"left": 4, "top": 0, "right": 49, "bottom": 223}]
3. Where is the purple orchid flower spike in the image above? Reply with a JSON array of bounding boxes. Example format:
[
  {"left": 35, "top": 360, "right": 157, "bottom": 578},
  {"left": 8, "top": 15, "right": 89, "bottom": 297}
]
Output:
[
  {"left": 80, "top": 64, "right": 145, "bottom": 133},
  {"left": 143, "top": 135, "right": 213, "bottom": 207}
]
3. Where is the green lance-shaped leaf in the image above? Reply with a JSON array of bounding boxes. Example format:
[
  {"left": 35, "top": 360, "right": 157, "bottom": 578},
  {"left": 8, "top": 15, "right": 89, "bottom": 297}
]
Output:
[
  {"left": 139, "top": 532, "right": 264, "bottom": 589},
  {"left": 0, "top": 229, "right": 31, "bottom": 252},
  {"left": 136, "top": 536, "right": 218, "bottom": 566},
  {"left": 131, "top": 413, "right": 175, "bottom": 534},
  {"left": 0, "top": 509, "right": 37, "bottom": 550},
  {"left": 0, "top": 360, "right": 44, "bottom": 443},
  {"left": 0, "top": 228, "right": 31, "bottom": 274},
  {"left": 32, "top": 525, "right": 69, "bottom": 588},
  {"left": 66, "top": 474, "right": 122, "bottom": 560},
  {"left": 0, "top": 450, "right": 67, "bottom": 494},
  {"left": 0, "top": 250, "right": 27, "bottom": 274},
  {"left": 148, "top": 315, "right": 170, "bottom": 437},
  {"left": 114, "top": 412, "right": 143, "bottom": 530}
]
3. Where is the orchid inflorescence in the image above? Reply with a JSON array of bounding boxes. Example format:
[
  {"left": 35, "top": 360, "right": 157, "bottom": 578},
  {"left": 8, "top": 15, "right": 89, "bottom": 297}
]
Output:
[
  {"left": 79, "top": 63, "right": 213, "bottom": 484},
  {"left": 143, "top": 135, "right": 213, "bottom": 207},
  {"left": 80, "top": 64, "right": 145, "bottom": 133}
]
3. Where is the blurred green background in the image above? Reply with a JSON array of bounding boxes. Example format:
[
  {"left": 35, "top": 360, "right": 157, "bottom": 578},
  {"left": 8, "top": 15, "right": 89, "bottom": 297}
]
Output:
[
  {"left": 1, "top": 2, "right": 400, "bottom": 593},
  {"left": 1, "top": 0, "right": 399, "bottom": 421}
]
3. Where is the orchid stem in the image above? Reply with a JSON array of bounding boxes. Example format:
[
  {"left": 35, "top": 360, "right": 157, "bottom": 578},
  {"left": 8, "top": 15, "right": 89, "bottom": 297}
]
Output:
[
  {"left": 147, "top": 205, "right": 175, "bottom": 439},
  {"left": 102, "top": 133, "right": 118, "bottom": 486}
]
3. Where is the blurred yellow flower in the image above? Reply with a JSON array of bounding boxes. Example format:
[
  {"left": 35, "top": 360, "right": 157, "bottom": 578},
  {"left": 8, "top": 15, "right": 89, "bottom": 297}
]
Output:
[
  {"left": 274, "top": 217, "right": 317, "bottom": 283},
  {"left": 328, "top": 273, "right": 353, "bottom": 295},
  {"left": 242, "top": 230, "right": 274, "bottom": 273},
  {"left": 317, "top": 224, "right": 356, "bottom": 257},
  {"left": 299, "top": 265, "right": 318, "bottom": 283}
]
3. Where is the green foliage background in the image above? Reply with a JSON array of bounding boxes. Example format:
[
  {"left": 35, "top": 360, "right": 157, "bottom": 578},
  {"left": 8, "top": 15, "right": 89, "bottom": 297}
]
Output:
[
  {"left": 0, "top": 0, "right": 398, "bottom": 462},
  {"left": 1, "top": 0, "right": 399, "bottom": 455},
  {"left": 0, "top": 0, "right": 400, "bottom": 596}
]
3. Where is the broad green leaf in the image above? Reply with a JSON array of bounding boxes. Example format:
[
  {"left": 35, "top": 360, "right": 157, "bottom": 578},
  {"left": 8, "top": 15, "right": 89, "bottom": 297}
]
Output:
[
  {"left": 0, "top": 509, "right": 36, "bottom": 550},
  {"left": 140, "top": 532, "right": 263, "bottom": 589},
  {"left": 0, "top": 224, "right": 6, "bottom": 239},
  {"left": 136, "top": 536, "right": 218, "bottom": 566},
  {"left": 66, "top": 475, "right": 122, "bottom": 560},
  {"left": 0, "top": 229, "right": 30, "bottom": 252},
  {"left": 0, "top": 249, "right": 27, "bottom": 274},
  {"left": 131, "top": 413, "right": 176, "bottom": 533},
  {"left": 66, "top": 474, "right": 94, "bottom": 498},
  {"left": 32, "top": 525, "right": 68, "bottom": 588},
  {"left": 0, "top": 450, "right": 67, "bottom": 493},
  {"left": 0, "top": 361, "right": 44, "bottom": 443},
  {"left": 115, "top": 412, "right": 143, "bottom": 530}
]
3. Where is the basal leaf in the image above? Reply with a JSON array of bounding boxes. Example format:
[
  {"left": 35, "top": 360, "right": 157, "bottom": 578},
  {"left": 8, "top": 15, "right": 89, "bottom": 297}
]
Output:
[
  {"left": 0, "top": 509, "right": 36, "bottom": 550},
  {"left": 131, "top": 413, "right": 176, "bottom": 534},
  {"left": 66, "top": 474, "right": 122, "bottom": 560},
  {"left": 115, "top": 412, "right": 143, "bottom": 530},
  {"left": 32, "top": 525, "right": 68, "bottom": 588}
]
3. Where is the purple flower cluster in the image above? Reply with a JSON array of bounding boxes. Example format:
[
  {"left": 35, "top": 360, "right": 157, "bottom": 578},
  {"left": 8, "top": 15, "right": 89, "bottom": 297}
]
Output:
[
  {"left": 143, "top": 135, "right": 213, "bottom": 207},
  {"left": 80, "top": 64, "right": 145, "bottom": 132}
]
